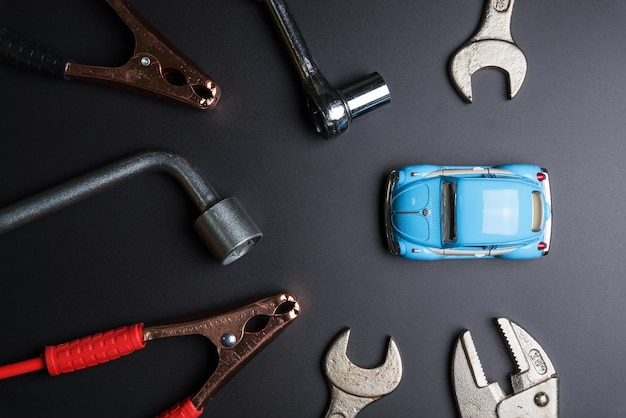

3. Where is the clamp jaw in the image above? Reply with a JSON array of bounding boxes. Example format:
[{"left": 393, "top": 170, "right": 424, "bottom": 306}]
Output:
[{"left": 452, "top": 318, "right": 558, "bottom": 417}]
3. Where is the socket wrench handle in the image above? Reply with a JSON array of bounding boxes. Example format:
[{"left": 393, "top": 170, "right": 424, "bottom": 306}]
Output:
[
  {"left": 261, "top": 0, "right": 390, "bottom": 139},
  {"left": 0, "top": 151, "right": 262, "bottom": 264}
]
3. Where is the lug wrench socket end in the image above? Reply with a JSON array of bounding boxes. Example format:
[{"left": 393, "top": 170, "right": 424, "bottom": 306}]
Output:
[{"left": 194, "top": 197, "right": 262, "bottom": 265}]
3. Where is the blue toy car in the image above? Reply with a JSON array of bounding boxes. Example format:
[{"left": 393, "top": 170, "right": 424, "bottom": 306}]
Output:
[{"left": 384, "top": 164, "right": 552, "bottom": 260}]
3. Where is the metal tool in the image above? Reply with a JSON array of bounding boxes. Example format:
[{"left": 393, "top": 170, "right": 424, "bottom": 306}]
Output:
[
  {"left": 0, "top": 0, "right": 220, "bottom": 110},
  {"left": 259, "top": 0, "right": 391, "bottom": 139},
  {"left": 449, "top": 0, "right": 527, "bottom": 102},
  {"left": 452, "top": 318, "right": 558, "bottom": 417},
  {"left": 322, "top": 329, "right": 402, "bottom": 417},
  {"left": 0, "top": 150, "right": 262, "bottom": 265},
  {"left": 0, "top": 293, "right": 299, "bottom": 417}
]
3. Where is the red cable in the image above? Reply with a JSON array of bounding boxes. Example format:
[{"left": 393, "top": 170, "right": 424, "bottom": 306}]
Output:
[
  {"left": 0, "top": 323, "right": 145, "bottom": 381},
  {"left": 0, "top": 356, "right": 45, "bottom": 380}
]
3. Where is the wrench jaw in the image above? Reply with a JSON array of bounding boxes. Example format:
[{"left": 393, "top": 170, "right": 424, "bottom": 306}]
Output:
[
  {"left": 449, "top": 0, "right": 527, "bottom": 102},
  {"left": 496, "top": 318, "right": 558, "bottom": 416},
  {"left": 322, "top": 329, "right": 403, "bottom": 417},
  {"left": 452, "top": 331, "right": 505, "bottom": 418},
  {"left": 449, "top": 40, "right": 527, "bottom": 103},
  {"left": 452, "top": 319, "right": 559, "bottom": 418}
]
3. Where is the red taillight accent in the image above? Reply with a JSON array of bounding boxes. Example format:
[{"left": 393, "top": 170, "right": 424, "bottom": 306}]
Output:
[
  {"left": 538, "top": 242, "right": 547, "bottom": 251},
  {"left": 411, "top": 172, "right": 418, "bottom": 177},
  {"left": 537, "top": 172, "right": 546, "bottom": 181}
]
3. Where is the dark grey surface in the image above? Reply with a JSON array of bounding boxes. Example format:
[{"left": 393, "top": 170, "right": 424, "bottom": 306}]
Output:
[{"left": 1, "top": 0, "right": 625, "bottom": 416}]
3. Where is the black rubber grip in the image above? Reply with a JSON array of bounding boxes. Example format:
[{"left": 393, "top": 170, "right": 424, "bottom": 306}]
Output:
[{"left": 0, "top": 27, "right": 70, "bottom": 79}]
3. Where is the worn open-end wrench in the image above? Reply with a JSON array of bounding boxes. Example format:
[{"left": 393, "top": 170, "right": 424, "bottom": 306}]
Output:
[
  {"left": 449, "top": 0, "right": 527, "bottom": 102},
  {"left": 322, "top": 329, "right": 402, "bottom": 418}
]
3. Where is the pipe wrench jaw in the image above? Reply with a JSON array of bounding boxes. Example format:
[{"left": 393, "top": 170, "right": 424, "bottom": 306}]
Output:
[{"left": 452, "top": 318, "right": 558, "bottom": 418}]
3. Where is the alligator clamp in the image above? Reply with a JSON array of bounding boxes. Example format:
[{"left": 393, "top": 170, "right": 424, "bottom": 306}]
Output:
[
  {"left": 0, "top": 293, "right": 299, "bottom": 417},
  {"left": 0, "top": 0, "right": 220, "bottom": 110},
  {"left": 452, "top": 318, "right": 558, "bottom": 417}
]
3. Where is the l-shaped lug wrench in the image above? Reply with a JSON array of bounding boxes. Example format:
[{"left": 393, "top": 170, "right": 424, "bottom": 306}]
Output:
[{"left": 0, "top": 150, "right": 262, "bottom": 265}]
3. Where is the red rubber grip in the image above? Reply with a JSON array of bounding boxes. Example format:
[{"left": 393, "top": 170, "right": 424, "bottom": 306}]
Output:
[
  {"left": 157, "top": 397, "right": 203, "bottom": 418},
  {"left": 44, "top": 323, "right": 145, "bottom": 376}
]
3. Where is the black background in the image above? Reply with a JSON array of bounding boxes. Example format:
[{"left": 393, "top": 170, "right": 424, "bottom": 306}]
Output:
[{"left": 1, "top": 0, "right": 626, "bottom": 416}]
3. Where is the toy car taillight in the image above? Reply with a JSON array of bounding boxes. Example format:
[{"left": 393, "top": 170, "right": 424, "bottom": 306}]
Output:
[
  {"left": 537, "top": 172, "right": 546, "bottom": 181},
  {"left": 538, "top": 242, "right": 548, "bottom": 251}
]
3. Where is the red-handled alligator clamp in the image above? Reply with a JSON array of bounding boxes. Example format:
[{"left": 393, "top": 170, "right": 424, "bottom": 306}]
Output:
[
  {"left": 0, "top": 293, "right": 299, "bottom": 417},
  {"left": 0, "top": 0, "right": 220, "bottom": 110}
]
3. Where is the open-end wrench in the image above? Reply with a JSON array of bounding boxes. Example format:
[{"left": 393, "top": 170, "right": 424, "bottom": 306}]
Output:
[
  {"left": 449, "top": 0, "right": 527, "bottom": 102},
  {"left": 259, "top": 0, "right": 390, "bottom": 139},
  {"left": 322, "top": 329, "right": 402, "bottom": 417}
]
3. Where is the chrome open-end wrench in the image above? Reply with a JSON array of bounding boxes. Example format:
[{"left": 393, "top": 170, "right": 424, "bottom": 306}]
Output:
[
  {"left": 449, "top": 0, "right": 527, "bottom": 102},
  {"left": 322, "top": 329, "right": 403, "bottom": 417}
]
